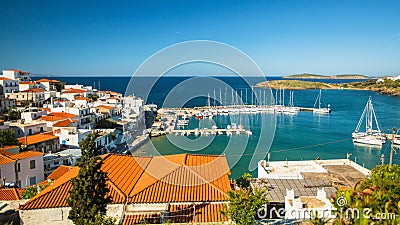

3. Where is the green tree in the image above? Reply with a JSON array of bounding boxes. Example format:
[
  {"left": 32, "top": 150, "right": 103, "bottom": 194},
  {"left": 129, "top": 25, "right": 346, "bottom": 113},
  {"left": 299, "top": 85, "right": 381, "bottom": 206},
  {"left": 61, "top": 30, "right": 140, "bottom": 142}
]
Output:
[
  {"left": 236, "top": 173, "right": 252, "bottom": 189},
  {"left": 222, "top": 188, "right": 268, "bottom": 225},
  {"left": 67, "top": 132, "right": 111, "bottom": 225},
  {"left": 331, "top": 165, "right": 400, "bottom": 225},
  {"left": 0, "top": 130, "right": 20, "bottom": 147}
]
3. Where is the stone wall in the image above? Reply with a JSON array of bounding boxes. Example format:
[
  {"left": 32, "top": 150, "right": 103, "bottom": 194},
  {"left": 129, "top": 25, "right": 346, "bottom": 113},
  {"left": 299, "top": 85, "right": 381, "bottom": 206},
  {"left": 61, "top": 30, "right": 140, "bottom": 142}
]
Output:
[{"left": 20, "top": 204, "right": 124, "bottom": 225}]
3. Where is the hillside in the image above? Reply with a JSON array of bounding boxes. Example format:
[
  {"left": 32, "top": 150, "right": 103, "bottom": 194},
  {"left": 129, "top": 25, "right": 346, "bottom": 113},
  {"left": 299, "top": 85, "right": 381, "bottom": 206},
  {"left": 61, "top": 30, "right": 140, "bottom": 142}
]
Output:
[
  {"left": 283, "top": 73, "right": 369, "bottom": 79},
  {"left": 256, "top": 79, "right": 400, "bottom": 96}
]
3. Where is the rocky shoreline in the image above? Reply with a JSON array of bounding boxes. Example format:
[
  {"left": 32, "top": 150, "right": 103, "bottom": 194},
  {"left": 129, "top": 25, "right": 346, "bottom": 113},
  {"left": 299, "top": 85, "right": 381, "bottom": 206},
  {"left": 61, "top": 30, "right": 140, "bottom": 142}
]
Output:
[{"left": 256, "top": 80, "right": 400, "bottom": 97}]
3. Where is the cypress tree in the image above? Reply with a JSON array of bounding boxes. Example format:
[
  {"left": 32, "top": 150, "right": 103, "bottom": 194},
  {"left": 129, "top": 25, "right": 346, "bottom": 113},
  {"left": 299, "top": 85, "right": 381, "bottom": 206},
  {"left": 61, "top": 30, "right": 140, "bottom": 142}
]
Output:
[{"left": 67, "top": 131, "right": 111, "bottom": 225}]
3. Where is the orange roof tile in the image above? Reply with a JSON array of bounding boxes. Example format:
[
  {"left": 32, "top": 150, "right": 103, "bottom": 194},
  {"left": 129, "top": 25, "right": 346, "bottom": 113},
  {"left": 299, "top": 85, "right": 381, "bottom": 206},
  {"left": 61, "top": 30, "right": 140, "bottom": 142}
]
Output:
[
  {"left": 19, "top": 81, "right": 36, "bottom": 85},
  {"left": 62, "top": 88, "right": 87, "bottom": 94},
  {"left": 0, "top": 154, "right": 15, "bottom": 164},
  {"left": 52, "top": 119, "right": 77, "bottom": 127},
  {"left": 74, "top": 96, "right": 90, "bottom": 101},
  {"left": 42, "top": 108, "right": 51, "bottom": 112},
  {"left": 41, "top": 112, "right": 76, "bottom": 122},
  {"left": 47, "top": 165, "right": 74, "bottom": 180},
  {"left": 18, "top": 134, "right": 59, "bottom": 145},
  {"left": 10, "top": 150, "right": 43, "bottom": 160},
  {"left": 36, "top": 78, "right": 59, "bottom": 83},
  {"left": 122, "top": 203, "right": 228, "bottom": 224},
  {"left": 97, "top": 105, "right": 115, "bottom": 109},
  {"left": 0, "top": 77, "right": 11, "bottom": 80},
  {"left": 0, "top": 188, "right": 25, "bottom": 201},
  {"left": 6, "top": 69, "right": 29, "bottom": 74},
  {"left": 19, "top": 154, "right": 231, "bottom": 210}
]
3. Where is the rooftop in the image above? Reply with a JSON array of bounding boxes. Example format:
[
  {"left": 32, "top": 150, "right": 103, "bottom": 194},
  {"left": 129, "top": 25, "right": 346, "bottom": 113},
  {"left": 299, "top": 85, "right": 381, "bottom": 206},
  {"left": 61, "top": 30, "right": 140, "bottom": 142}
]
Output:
[
  {"left": 0, "top": 188, "right": 25, "bottom": 201},
  {"left": 47, "top": 165, "right": 74, "bottom": 180},
  {"left": 252, "top": 178, "right": 337, "bottom": 203},
  {"left": 20, "top": 153, "right": 231, "bottom": 210},
  {"left": 18, "top": 133, "right": 59, "bottom": 145}
]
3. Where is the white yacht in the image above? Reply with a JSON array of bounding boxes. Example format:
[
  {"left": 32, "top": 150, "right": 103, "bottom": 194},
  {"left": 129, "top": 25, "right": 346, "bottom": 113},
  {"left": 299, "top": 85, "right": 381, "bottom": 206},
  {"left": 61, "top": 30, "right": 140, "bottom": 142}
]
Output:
[{"left": 352, "top": 97, "right": 386, "bottom": 146}]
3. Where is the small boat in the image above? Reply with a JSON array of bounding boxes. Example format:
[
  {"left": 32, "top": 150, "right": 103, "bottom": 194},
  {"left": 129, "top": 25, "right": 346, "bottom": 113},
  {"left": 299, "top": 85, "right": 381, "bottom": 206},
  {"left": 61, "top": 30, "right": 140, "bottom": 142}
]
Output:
[
  {"left": 313, "top": 89, "right": 331, "bottom": 114},
  {"left": 176, "top": 119, "right": 189, "bottom": 126},
  {"left": 352, "top": 97, "right": 386, "bottom": 146}
]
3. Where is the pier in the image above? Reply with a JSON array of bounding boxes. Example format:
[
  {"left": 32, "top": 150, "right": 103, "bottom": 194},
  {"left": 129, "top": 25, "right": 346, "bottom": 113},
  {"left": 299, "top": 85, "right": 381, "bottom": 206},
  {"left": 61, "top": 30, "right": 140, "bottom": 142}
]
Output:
[{"left": 172, "top": 128, "right": 252, "bottom": 136}]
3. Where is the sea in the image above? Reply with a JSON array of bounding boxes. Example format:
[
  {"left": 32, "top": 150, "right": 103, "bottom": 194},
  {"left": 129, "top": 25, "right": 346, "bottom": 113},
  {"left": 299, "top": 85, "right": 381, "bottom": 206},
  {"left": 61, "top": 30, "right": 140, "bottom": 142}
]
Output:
[{"left": 46, "top": 76, "right": 400, "bottom": 179}]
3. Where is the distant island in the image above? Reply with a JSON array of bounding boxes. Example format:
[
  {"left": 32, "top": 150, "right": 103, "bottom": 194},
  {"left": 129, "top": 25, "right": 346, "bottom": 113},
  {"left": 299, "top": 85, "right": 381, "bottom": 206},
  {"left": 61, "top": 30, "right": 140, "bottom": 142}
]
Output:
[
  {"left": 283, "top": 73, "right": 369, "bottom": 79},
  {"left": 256, "top": 79, "right": 400, "bottom": 96}
]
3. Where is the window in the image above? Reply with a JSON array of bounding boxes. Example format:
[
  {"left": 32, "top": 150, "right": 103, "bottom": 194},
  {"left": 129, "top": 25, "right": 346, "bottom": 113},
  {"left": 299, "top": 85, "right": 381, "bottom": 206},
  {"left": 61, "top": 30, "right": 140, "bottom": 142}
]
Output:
[
  {"left": 54, "top": 161, "right": 59, "bottom": 165},
  {"left": 17, "top": 163, "right": 21, "bottom": 172},
  {"left": 0, "top": 169, "right": 1, "bottom": 178},
  {"left": 17, "top": 180, "right": 21, "bottom": 187},
  {"left": 30, "top": 160, "right": 36, "bottom": 169},
  {"left": 28, "top": 129, "right": 32, "bottom": 135},
  {"left": 17, "top": 130, "right": 21, "bottom": 135},
  {"left": 40, "top": 127, "right": 43, "bottom": 132},
  {"left": 29, "top": 176, "right": 36, "bottom": 186}
]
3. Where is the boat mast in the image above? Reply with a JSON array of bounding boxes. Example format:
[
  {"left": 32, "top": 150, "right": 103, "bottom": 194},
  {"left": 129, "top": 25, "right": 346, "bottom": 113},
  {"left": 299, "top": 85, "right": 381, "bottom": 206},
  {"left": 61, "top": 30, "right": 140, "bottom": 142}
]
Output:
[
  {"left": 219, "top": 88, "right": 222, "bottom": 106},
  {"left": 213, "top": 89, "right": 216, "bottom": 107}
]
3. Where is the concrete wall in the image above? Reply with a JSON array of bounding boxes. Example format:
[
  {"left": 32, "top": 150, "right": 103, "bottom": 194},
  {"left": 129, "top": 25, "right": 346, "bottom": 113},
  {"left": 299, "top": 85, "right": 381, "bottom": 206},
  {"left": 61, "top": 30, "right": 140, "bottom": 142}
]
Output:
[
  {"left": 17, "top": 155, "right": 45, "bottom": 188},
  {"left": 0, "top": 162, "right": 16, "bottom": 184},
  {"left": 20, "top": 204, "right": 124, "bottom": 225}
]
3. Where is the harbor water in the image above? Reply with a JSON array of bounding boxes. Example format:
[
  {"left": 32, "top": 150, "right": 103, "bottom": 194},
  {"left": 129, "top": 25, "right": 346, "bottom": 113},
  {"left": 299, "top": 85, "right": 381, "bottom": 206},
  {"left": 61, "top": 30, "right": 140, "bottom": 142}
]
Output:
[{"left": 52, "top": 76, "right": 400, "bottom": 178}]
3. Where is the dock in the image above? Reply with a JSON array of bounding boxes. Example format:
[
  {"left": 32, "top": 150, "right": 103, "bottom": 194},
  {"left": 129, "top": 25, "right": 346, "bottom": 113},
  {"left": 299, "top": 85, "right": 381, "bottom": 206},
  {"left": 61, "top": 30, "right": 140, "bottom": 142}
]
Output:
[{"left": 172, "top": 128, "right": 251, "bottom": 135}]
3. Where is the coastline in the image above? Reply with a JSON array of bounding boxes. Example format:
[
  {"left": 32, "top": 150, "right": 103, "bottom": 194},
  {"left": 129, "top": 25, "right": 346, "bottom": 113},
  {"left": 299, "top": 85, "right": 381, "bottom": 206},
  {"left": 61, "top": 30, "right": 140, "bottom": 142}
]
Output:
[{"left": 256, "top": 80, "right": 400, "bottom": 97}]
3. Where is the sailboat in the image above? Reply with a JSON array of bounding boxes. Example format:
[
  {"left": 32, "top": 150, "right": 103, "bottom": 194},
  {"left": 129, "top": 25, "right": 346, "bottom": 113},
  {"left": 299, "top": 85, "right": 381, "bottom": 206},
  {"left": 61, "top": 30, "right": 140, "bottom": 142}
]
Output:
[
  {"left": 313, "top": 89, "right": 331, "bottom": 114},
  {"left": 352, "top": 97, "right": 386, "bottom": 146},
  {"left": 282, "top": 91, "right": 298, "bottom": 115}
]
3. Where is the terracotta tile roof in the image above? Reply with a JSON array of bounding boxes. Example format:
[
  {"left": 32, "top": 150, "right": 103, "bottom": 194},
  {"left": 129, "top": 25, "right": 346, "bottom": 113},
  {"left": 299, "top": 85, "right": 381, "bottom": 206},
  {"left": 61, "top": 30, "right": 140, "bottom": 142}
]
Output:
[
  {"left": 42, "top": 108, "right": 51, "bottom": 112},
  {"left": 19, "top": 154, "right": 231, "bottom": 210},
  {"left": 20, "top": 88, "right": 44, "bottom": 93},
  {"left": 122, "top": 203, "right": 228, "bottom": 224},
  {"left": 0, "top": 77, "right": 11, "bottom": 80},
  {"left": 36, "top": 78, "right": 60, "bottom": 83},
  {"left": 0, "top": 154, "right": 15, "bottom": 164},
  {"left": 6, "top": 69, "right": 29, "bottom": 74},
  {"left": 0, "top": 188, "right": 25, "bottom": 200},
  {"left": 10, "top": 150, "right": 43, "bottom": 160},
  {"left": 74, "top": 96, "right": 90, "bottom": 101},
  {"left": 18, "top": 134, "right": 59, "bottom": 145},
  {"left": 52, "top": 119, "right": 77, "bottom": 127},
  {"left": 97, "top": 105, "right": 115, "bottom": 109},
  {"left": 62, "top": 88, "right": 87, "bottom": 94},
  {"left": 47, "top": 165, "right": 74, "bottom": 180},
  {"left": 41, "top": 112, "right": 76, "bottom": 121},
  {"left": 19, "top": 167, "right": 79, "bottom": 209}
]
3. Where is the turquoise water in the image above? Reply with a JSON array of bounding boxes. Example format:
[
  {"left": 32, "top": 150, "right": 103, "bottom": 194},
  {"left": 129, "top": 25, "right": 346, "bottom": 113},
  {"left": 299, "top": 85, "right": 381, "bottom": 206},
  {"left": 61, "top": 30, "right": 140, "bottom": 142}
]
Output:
[
  {"left": 137, "top": 88, "right": 400, "bottom": 179},
  {"left": 49, "top": 76, "right": 400, "bottom": 178}
]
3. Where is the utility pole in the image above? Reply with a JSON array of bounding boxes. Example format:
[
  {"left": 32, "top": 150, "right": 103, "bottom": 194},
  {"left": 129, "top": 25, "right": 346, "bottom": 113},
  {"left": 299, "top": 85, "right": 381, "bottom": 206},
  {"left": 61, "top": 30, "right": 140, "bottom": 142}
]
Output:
[{"left": 389, "top": 127, "right": 397, "bottom": 167}]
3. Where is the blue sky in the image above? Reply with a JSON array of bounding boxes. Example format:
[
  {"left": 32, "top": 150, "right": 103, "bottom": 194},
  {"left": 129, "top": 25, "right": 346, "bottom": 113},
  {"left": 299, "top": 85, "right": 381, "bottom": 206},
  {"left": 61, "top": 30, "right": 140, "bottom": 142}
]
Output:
[{"left": 0, "top": 0, "right": 399, "bottom": 76}]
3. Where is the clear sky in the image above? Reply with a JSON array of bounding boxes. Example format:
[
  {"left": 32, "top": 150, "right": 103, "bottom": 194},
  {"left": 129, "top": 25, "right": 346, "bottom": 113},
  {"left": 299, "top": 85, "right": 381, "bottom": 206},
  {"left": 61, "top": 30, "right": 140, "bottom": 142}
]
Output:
[{"left": 0, "top": 0, "right": 399, "bottom": 76}]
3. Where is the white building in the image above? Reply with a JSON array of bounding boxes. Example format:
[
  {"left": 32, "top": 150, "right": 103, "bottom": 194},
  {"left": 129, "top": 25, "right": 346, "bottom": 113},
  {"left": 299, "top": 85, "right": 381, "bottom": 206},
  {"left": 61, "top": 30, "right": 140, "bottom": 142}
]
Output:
[
  {"left": 0, "top": 98, "right": 16, "bottom": 113},
  {"left": 50, "top": 106, "right": 93, "bottom": 129},
  {"left": 6, "top": 120, "right": 47, "bottom": 137},
  {"left": 0, "top": 77, "right": 19, "bottom": 97},
  {"left": 2, "top": 69, "right": 31, "bottom": 81},
  {"left": 21, "top": 110, "right": 48, "bottom": 123},
  {"left": 284, "top": 188, "right": 334, "bottom": 220},
  {"left": 0, "top": 150, "right": 44, "bottom": 188},
  {"left": 122, "top": 95, "right": 146, "bottom": 151},
  {"left": 19, "top": 81, "right": 38, "bottom": 92}
]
